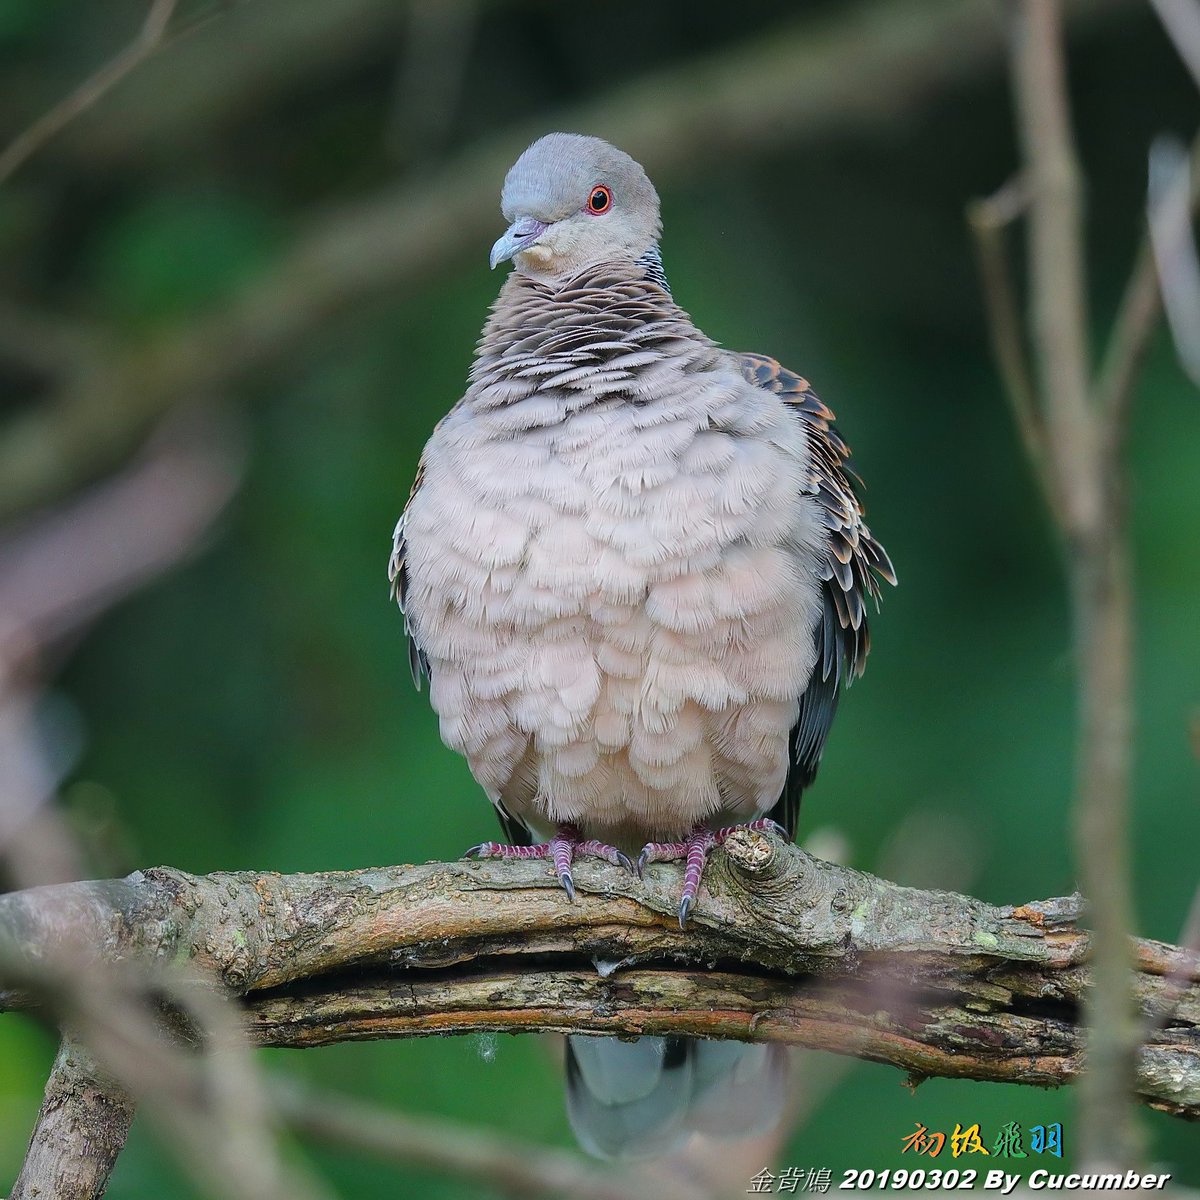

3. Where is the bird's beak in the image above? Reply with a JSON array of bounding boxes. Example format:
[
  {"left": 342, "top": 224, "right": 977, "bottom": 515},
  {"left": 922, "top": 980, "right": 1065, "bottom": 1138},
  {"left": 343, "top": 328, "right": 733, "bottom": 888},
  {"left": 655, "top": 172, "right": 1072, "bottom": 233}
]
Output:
[{"left": 489, "top": 216, "right": 548, "bottom": 269}]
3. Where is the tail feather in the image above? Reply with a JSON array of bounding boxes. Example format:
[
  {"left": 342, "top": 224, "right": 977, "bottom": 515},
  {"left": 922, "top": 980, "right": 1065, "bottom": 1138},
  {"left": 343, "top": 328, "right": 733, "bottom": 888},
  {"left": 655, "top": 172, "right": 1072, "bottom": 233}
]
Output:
[{"left": 565, "top": 1035, "right": 788, "bottom": 1161}]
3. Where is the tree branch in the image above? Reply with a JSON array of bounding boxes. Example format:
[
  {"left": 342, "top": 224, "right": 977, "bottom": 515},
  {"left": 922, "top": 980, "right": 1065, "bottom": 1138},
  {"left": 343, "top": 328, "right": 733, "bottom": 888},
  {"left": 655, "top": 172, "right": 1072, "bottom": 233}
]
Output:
[
  {"left": 1008, "top": 0, "right": 1140, "bottom": 1167},
  {"left": 10, "top": 1037, "right": 136, "bottom": 1200},
  {"left": 248, "top": 963, "right": 1200, "bottom": 1121},
  {"left": 1012, "top": 0, "right": 1097, "bottom": 541},
  {"left": 966, "top": 176, "right": 1065, "bottom": 521},
  {"left": 2, "top": 837, "right": 1197, "bottom": 1121},
  {"left": 0, "top": 0, "right": 185, "bottom": 186},
  {"left": 1096, "top": 236, "right": 1162, "bottom": 451}
]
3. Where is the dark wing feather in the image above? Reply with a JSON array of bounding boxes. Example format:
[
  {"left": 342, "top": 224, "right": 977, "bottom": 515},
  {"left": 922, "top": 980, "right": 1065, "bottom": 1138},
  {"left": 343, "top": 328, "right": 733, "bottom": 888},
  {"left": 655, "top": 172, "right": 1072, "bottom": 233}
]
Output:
[
  {"left": 388, "top": 459, "right": 430, "bottom": 690},
  {"left": 494, "top": 798, "right": 535, "bottom": 848},
  {"left": 738, "top": 353, "right": 896, "bottom": 839}
]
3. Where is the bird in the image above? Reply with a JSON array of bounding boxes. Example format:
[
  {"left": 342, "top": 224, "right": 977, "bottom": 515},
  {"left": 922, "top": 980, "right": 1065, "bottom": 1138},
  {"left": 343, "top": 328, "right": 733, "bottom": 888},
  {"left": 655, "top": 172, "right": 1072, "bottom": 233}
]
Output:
[{"left": 389, "top": 132, "right": 894, "bottom": 1160}]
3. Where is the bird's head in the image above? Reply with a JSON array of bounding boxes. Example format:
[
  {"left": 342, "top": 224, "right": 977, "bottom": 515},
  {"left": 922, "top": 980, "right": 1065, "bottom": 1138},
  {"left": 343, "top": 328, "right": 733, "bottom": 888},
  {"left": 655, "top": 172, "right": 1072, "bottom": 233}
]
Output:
[{"left": 489, "top": 133, "right": 662, "bottom": 278}]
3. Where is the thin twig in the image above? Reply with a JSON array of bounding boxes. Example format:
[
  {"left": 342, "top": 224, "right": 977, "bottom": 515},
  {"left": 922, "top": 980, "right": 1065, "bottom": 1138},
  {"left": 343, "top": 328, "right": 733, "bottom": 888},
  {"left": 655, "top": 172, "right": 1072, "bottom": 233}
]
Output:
[
  {"left": 0, "top": 0, "right": 223, "bottom": 186},
  {"left": 1012, "top": 0, "right": 1098, "bottom": 539},
  {"left": 967, "top": 175, "right": 1064, "bottom": 521},
  {"left": 1095, "top": 236, "right": 1162, "bottom": 451}
]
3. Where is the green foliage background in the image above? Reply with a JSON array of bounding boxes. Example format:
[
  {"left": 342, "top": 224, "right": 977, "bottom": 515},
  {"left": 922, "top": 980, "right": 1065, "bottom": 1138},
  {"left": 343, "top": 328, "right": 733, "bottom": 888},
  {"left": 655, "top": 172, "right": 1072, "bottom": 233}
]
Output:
[{"left": 1, "top": 1, "right": 1198, "bottom": 1195}]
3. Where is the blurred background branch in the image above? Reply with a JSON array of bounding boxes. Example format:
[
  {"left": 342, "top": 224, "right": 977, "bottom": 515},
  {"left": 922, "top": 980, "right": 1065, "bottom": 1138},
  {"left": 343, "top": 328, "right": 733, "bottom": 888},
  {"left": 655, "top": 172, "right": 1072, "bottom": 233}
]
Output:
[
  {"left": 0, "top": 0, "right": 224, "bottom": 188},
  {"left": 0, "top": 410, "right": 242, "bottom": 888},
  {"left": 275, "top": 1083, "right": 698, "bottom": 1200},
  {"left": 0, "top": 412, "right": 338, "bottom": 1200},
  {"left": 0, "top": 0, "right": 1132, "bottom": 521},
  {"left": 966, "top": 0, "right": 1200, "bottom": 1171},
  {"left": 1010, "top": 0, "right": 1139, "bottom": 1171}
]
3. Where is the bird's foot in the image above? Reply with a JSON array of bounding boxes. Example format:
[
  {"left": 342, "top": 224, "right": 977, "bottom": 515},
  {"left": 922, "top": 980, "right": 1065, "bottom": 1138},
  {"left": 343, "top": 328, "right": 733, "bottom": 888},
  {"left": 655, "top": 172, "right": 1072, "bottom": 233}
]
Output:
[
  {"left": 464, "top": 823, "right": 632, "bottom": 902},
  {"left": 636, "top": 818, "right": 787, "bottom": 928}
]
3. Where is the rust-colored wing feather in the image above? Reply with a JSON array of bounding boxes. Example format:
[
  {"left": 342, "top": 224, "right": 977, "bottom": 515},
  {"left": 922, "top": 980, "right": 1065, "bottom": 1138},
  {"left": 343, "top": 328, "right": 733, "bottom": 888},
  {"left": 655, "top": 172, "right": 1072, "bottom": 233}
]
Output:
[{"left": 739, "top": 352, "right": 896, "bottom": 838}]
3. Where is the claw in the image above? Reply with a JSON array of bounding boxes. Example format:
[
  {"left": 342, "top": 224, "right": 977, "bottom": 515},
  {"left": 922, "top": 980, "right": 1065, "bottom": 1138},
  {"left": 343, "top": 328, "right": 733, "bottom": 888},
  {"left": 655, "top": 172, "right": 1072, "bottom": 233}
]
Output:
[
  {"left": 462, "top": 826, "right": 628, "bottom": 901},
  {"left": 637, "top": 819, "right": 788, "bottom": 928},
  {"left": 575, "top": 839, "right": 635, "bottom": 873}
]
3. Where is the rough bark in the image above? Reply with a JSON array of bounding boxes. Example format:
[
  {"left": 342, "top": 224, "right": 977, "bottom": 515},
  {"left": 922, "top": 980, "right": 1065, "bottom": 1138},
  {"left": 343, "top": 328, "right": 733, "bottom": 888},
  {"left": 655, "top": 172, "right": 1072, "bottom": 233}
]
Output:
[
  {"left": 10, "top": 1037, "right": 136, "bottom": 1200},
  {"left": 1, "top": 834, "right": 1197, "bottom": 1120}
]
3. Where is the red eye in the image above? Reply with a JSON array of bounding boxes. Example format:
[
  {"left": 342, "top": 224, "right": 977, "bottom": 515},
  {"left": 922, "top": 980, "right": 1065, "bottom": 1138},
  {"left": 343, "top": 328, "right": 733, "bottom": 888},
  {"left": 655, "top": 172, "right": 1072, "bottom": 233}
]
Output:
[{"left": 587, "top": 185, "right": 612, "bottom": 214}]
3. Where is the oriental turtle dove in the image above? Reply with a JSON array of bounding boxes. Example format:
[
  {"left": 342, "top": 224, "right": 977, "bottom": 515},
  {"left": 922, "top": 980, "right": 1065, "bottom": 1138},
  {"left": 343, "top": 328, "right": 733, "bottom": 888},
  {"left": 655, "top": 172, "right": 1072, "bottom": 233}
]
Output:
[{"left": 390, "top": 132, "right": 894, "bottom": 1160}]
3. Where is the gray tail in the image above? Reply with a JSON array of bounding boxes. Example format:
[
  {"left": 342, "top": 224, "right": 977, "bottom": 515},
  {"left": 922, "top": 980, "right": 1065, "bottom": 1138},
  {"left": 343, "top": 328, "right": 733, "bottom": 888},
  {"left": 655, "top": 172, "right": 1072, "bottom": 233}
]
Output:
[{"left": 565, "top": 1035, "right": 788, "bottom": 1161}]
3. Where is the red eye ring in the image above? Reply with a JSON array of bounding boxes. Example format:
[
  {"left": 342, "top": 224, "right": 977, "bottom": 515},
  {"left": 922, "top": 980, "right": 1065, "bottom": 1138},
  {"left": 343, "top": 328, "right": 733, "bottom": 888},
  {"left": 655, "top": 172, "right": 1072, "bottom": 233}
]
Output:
[{"left": 587, "top": 185, "right": 612, "bottom": 215}]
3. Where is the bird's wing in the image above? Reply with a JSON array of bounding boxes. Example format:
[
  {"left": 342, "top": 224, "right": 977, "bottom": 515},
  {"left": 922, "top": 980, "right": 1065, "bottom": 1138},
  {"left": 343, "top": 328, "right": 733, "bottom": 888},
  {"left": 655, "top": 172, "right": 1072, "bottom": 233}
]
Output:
[
  {"left": 738, "top": 352, "right": 896, "bottom": 839},
  {"left": 389, "top": 443, "right": 535, "bottom": 849},
  {"left": 388, "top": 457, "right": 431, "bottom": 691}
]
